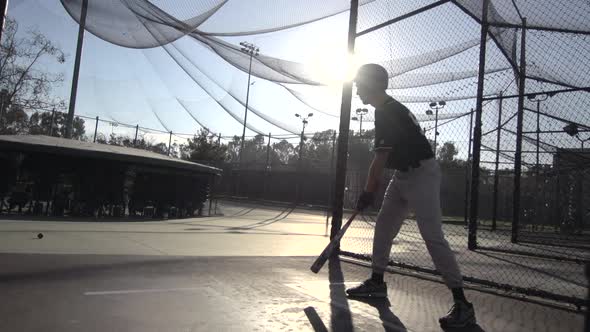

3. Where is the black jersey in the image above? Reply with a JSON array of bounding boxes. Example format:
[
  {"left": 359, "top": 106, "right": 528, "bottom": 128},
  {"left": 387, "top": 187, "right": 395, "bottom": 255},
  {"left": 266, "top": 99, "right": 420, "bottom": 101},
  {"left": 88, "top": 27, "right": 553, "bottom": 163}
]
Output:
[{"left": 373, "top": 97, "right": 434, "bottom": 170}]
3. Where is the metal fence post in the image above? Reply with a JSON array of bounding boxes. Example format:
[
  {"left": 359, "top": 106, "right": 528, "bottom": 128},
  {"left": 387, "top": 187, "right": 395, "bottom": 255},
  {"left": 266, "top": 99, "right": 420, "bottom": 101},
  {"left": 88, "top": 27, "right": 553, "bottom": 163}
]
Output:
[
  {"left": 49, "top": 108, "right": 56, "bottom": 136},
  {"left": 93, "top": 116, "right": 99, "bottom": 142},
  {"left": 168, "top": 131, "right": 172, "bottom": 156},
  {"left": 65, "top": 0, "right": 88, "bottom": 138},
  {"left": 492, "top": 93, "right": 503, "bottom": 231},
  {"left": 468, "top": 0, "right": 490, "bottom": 251},
  {"left": 134, "top": 124, "right": 139, "bottom": 146},
  {"left": 330, "top": 0, "right": 358, "bottom": 242},
  {"left": 326, "top": 131, "right": 337, "bottom": 236},
  {"left": 512, "top": 18, "right": 527, "bottom": 244},
  {"left": 464, "top": 109, "right": 474, "bottom": 227}
]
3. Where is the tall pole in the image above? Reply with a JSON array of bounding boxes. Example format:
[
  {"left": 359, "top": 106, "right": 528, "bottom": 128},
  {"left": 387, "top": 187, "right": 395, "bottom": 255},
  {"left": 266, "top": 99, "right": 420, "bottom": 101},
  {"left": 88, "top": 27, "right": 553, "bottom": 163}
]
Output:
[
  {"left": 265, "top": 132, "right": 272, "bottom": 169},
  {"left": 468, "top": 0, "right": 490, "bottom": 250},
  {"left": 65, "top": 0, "right": 88, "bottom": 139},
  {"left": 168, "top": 131, "right": 172, "bottom": 156},
  {"left": 0, "top": 0, "right": 8, "bottom": 43},
  {"left": 326, "top": 131, "right": 337, "bottom": 236},
  {"left": 239, "top": 54, "right": 253, "bottom": 165},
  {"left": 49, "top": 108, "right": 56, "bottom": 136},
  {"left": 464, "top": 109, "right": 474, "bottom": 227},
  {"left": 492, "top": 93, "right": 503, "bottom": 231},
  {"left": 93, "top": 116, "right": 98, "bottom": 142},
  {"left": 536, "top": 99, "right": 540, "bottom": 171},
  {"left": 238, "top": 42, "right": 259, "bottom": 166},
  {"left": 295, "top": 113, "right": 313, "bottom": 166},
  {"left": 434, "top": 107, "right": 439, "bottom": 156},
  {"left": 264, "top": 132, "right": 272, "bottom": 200},
  {"left": 298, "top": 121, "right": 307, "bottom": 164},
  {"left": 330, "top": 0, "right": 358, "bottom": 241},
  {"left": 134, "top": 124, "right": 139, "bottom": 146},
  {"left": 512, "top": 17, "right": 527, "bottom": 244}
]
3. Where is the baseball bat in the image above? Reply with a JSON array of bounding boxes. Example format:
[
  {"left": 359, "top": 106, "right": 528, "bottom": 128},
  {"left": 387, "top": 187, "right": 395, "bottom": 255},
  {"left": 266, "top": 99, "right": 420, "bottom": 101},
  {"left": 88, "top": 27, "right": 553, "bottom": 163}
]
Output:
[{"left": 310, "top": 211, "right": 358, "bottom": 273}]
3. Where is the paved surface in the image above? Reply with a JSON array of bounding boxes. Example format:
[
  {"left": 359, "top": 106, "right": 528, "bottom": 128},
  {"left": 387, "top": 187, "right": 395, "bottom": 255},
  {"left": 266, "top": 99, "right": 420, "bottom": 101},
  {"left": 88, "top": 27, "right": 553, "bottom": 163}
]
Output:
[
  {"left": 342, "top": 214, "right": 588, "bottom": 302},
  {"left": 0, "top": 202, "right": 586, "bottom": 331}
]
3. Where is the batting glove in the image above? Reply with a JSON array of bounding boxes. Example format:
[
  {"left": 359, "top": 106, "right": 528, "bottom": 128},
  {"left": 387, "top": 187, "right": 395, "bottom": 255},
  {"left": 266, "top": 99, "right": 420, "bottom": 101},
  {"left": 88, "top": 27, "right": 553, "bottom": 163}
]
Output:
[{"left": 356, "top": 191, "right": 374, "bottom": 211}]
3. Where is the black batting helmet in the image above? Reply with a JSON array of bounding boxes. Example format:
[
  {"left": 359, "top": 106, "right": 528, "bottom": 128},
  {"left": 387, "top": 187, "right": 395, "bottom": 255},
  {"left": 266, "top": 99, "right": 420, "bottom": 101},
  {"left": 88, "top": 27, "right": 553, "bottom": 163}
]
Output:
[{"left": 354, "top": 63, "right": 389, "bottom": 91}]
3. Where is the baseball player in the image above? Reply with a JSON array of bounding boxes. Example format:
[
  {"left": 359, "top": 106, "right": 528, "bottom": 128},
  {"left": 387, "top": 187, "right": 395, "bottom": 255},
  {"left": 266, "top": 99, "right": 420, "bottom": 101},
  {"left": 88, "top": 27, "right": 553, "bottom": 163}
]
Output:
[{"left": 345, "top": 63, "right": 476, "bottom": 328}]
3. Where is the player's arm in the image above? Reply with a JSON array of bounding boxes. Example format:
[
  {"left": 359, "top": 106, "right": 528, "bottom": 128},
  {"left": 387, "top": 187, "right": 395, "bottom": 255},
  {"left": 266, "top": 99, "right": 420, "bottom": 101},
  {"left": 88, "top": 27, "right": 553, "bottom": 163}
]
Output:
[{"left": 364, "top": 149, "right": 389, "bottom": 192}]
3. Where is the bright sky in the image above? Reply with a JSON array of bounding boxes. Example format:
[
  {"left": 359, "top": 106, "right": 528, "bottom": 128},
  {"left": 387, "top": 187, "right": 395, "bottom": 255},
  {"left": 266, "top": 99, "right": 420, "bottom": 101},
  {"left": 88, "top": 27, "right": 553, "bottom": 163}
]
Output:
[
  {"left": 7, "top": 0, "right": 361, "bottom": 145},
  {"left": 6, "top": 0, "right": 588, "bottom": 167}
]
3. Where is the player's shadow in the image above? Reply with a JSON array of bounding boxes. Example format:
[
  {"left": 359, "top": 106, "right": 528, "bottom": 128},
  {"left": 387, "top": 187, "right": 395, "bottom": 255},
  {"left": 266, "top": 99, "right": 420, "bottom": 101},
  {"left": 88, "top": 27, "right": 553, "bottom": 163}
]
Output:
[{"left": 348, "top": 297, "right": 407, "bottom": 332}]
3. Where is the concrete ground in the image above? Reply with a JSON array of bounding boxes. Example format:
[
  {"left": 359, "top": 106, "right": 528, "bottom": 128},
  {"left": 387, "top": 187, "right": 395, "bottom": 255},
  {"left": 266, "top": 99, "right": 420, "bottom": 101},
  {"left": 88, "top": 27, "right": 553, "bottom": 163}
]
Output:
[{"left": 0, "top": 202, "right": 586, "bottom": 332}]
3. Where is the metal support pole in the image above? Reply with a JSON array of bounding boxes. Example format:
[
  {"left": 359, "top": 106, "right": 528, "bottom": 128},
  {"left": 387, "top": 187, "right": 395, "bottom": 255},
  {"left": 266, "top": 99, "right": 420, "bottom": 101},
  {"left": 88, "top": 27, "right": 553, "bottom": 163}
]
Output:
[
  {"left": 217, "top": 133, "right": 221, "bottom": 145},
  {"left": 492, "top": 93, "right": 503, "bottom": 231},
  {"left": 468, "top": 0, "right": 490, "bottom": 251},
  {"left": 326, "top": 131, "right": 337, "bottom": 236},
  {"left": 265, "top": 132, "right": 271, "bottom": 169},
  {"left": 464, "top": 109, "right": 474, "bottom": 226},
  {"left": 93, "top": 116, "right": 98, "bottom": 142},
  {"left": 65, "top": 0, "right": 88, "bottom": 139},
  {"left": 264, "top": 132, "right": 271, "bottom": 199},
  {"left": 534, "top": 99, "right": 541, "bottom": 230},
  {"left": 512, "top": 18, "right": 527, "bottom": 244},
  {"left": 434, "top": 107, "right": 439, "bottom": 156},
  {"left": 239, "top": 54, "right": 254, "bottom": 165},
  {"left": 359, "top": 113, "right": 363, "bottom": 134},
  {"left": 330, "top": 0, "right": 358, "bottom": 242},
  {"left": 298, "top": 123, "right": 306, "bottom": 164},
  {"left": 49, "top": 108, "right": 56, "bottom": 136},
  {"left": 134, "top": 125, "right": 139, "bottom": 146},
  {"left": 168, "top": 131, "right": 172, "bottom": 156},
  {"left": 536, "top": 100, "right": 540, "bottom": 171}
]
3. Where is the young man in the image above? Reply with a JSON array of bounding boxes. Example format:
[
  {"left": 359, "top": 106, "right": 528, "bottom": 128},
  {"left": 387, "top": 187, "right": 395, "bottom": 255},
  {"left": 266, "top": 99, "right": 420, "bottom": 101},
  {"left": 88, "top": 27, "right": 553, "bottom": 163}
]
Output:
[{"left": 345, "top": 63, "right": 476, "bottom": 328}]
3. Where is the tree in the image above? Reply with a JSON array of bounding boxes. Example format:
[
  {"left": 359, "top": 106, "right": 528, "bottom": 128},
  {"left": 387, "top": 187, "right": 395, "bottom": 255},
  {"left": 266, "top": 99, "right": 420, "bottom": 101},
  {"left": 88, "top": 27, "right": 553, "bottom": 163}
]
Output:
[
  {"left": 438, "top": 141, "right": 459, "bottom": 164},
  {"left": 303, "top": 129, "right": 337, "bottom": 169},
  {"left": 181, "top": 129, "right": 228, "bottom": 163},
  {"left": 0, "top": 17, "right": 81, "bottom": 137},
  {"left": 28, "top": 110, "right": 85, "bottom": 139},
  {"left": 271, "top": 139, "right": 296, "bottom": 165},
  {"left": 102, "top": 133, "right": 177, "bottom": 157},
  {"left": 0, "top": 106, "right": 85, "bottom": 139},
  {"left": 0, "top": 18, "right": 67, "bottom": 118}
]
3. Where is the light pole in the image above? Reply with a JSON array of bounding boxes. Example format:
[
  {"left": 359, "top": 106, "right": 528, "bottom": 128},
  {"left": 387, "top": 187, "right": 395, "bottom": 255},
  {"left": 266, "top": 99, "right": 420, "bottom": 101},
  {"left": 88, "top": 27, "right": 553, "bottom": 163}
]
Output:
[
  {"left": 351, "top": 108, "right": 368, "bottom": 136},
  {"left": 295, "top": 113, "right": 313, "bottom": 165},
  {"left": 425, "top": 101, "right": 445, "bottom": 156},
  {"left": 294, "top": 112, "right": 313, "bottom": 205},
  {"left": 238, "top": 42, "right": 259, "bottom": 166}
]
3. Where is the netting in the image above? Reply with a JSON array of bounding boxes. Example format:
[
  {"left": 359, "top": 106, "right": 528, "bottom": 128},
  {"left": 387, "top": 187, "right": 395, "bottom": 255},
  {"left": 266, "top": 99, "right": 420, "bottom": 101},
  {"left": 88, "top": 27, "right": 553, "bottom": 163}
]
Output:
[
  {"left": 52, "top": 1, "right": 590, "bottom": 139},
  {"left": 335, "top": 0, "right": 590, "bottom": 308}
]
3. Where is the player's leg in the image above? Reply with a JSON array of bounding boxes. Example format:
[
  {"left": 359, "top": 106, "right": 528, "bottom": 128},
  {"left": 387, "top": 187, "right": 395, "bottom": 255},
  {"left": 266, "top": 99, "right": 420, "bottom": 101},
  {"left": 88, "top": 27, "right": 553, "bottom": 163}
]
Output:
[
  {"left": 406, "top": 159, "right": 475, "bottom": 327},
  {"left": 346, "top": 176, "right": 409, "bottom": 298}
]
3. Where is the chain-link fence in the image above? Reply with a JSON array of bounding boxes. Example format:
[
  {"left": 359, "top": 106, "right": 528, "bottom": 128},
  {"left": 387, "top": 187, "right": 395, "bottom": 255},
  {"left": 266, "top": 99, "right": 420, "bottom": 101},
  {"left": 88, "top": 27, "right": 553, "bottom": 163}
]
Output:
[{"left": 336, "top": 0, "right": 590, "bottom": 309}]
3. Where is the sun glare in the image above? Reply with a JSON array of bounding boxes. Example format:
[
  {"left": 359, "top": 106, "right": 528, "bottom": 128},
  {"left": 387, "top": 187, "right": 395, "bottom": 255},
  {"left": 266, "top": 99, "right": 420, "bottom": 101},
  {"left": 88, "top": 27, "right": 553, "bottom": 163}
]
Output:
[{"left": 306, "top": 44, "right": 366, "bottom": 86}]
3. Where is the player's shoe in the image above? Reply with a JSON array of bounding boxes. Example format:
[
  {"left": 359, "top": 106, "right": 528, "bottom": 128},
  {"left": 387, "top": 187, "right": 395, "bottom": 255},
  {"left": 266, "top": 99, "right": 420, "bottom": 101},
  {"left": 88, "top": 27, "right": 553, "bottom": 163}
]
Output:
[
  {"left": 439, "top": 301, "right": 476, "bottom": 328},
  {"left": 345, "top": 279, "right": 387, "bottom": 298}
]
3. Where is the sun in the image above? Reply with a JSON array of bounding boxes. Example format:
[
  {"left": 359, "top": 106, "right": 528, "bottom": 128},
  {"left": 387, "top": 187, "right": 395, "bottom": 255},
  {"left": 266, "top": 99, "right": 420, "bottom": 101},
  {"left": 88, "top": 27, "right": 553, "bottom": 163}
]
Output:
[{"left": 306, "top": 43, "right": 367, "bottom": 86}]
